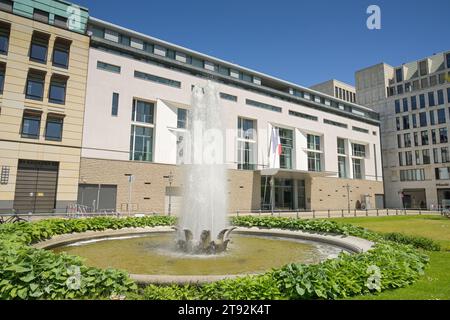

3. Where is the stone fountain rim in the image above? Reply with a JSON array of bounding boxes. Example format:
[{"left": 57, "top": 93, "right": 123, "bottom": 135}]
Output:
[{"left": 33, "top": 226, "right": 374, "bottom": 285}]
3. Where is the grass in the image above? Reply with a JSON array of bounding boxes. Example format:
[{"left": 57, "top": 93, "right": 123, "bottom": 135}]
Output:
[{"left": 330, "top": 215, "right": 450, "bottom": 300}]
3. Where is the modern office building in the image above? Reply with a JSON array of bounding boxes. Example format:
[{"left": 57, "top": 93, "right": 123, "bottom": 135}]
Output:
[
  {"left": 356, "top": 51, "right": 450, "bottom": 209},
  {"left": 77, "top": 18, "right": 384, "bottom": 215},
  {"left": 311, "top": 79, "right": 357, "bottom": 103},
  {"left": 0, "top": 0, "right": 90, "bottom": 213}
]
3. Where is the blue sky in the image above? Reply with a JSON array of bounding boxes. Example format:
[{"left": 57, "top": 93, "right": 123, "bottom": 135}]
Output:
[{"left": 75, "top": 0, "right": 450, "bottom": 87}]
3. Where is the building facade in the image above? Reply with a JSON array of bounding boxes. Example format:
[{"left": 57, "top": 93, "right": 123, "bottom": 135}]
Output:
[
  {"left": 77, "top": 18, "right": 384, "bottom": 215},
  {"left": 0, "top": 0, "right": 89, "bottom": 213},
  {"left": 356, "top": 52, "right": 450, "bottom": 209},
  {"left": 311, "top": 79, "right": 357, "bottom": 103}
]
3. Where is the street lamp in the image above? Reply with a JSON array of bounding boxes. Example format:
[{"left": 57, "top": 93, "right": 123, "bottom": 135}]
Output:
[
  {"left": 124, "top": 174, "right": 134, "bottom": 216},
  {"left": 163, "top": 171, "right": 174, "bottom": 216}
]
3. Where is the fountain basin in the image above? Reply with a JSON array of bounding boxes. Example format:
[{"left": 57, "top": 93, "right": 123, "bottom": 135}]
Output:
[{"left": 35, "top": 226, "right": 373, "bottom": 284}]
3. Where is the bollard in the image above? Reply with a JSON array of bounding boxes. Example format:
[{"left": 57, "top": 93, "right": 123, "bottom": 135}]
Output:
[
  {"left": 313, "top": 210, "right": 316, "bottom": 219},
  {"left": 387, "top": 209, "right": 389, "bottom": 216},
  {"left": 366, "top": 209, "right": 368, "bottom": 217},
  {"left": 296, "top": 210, "right": 299, "bottom": 219},
  {"left": 419, "top": 209, "right": 421, "bottom": 215},
  {"left": 259, "top": 209, "right": 262, "bottom": 216},
  {"left": 237, "top": 210, "right": 239, "bottom": 217},
  {"left": 341, "top": 209, "right": 344, "bottom": 217},
  {"left": 328, "top": 209, "right": 330, "bottom": 218},
  {"left": 376, "top": 209, "right": 379, "bottom": 216},
  {"left": 354, "top": 209, "right": 357, "bottom": 217}
]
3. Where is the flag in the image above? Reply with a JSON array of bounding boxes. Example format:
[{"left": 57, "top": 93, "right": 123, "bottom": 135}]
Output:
[{"left": 269, "top": 127, "right": 281, "bottom": 168}]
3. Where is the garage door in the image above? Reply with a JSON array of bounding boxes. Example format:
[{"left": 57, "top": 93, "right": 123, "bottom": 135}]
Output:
[{"left": 13, "top": 160, "right": 59, "bottom": 214}]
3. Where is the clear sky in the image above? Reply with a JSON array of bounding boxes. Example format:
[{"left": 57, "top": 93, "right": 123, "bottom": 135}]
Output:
[{"left": 74, "top": 0, "right": 450, "bottom": 87}]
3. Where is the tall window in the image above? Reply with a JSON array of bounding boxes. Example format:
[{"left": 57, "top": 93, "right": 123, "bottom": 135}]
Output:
[
  {"left": 436, "top": 167, "right": 450, "bottom": 180},
  {"left": 414, "top": 132, "right": 419, "bottom": 146},
  {"left": 395, "top": 68, "right": 403, "bottom": 82},
  {"left": 396, "top": 117, "right": 401, "bottom": 131},
  {"left": 352, "top": 144, "right": 366, "bottom": 157},
  {"left": 279, "top": 128, "right": 294, "bottom": 169},
  {"left": 0, "top": 22, "right": 10, "bottom": 55},
  {"left": 45, "top": 115, "right": 63, "bottom": 141},
  {"left": 21, "top": 111, "right": 41, "bottom": 139},
  {"left": 415, "top": 150, "right": 421, "bottom": 165},
  {"left": 26, "top": 70, "right": 45, "bottom": 101},
  {"left": 237, "top": 117, "right": 256, "bottom": 170},
  {"left": 130, "top": 125, "right": 153, "bottom": 162},
  {"left": 30, "top": 32, "right": 49, "bottom": 63},
  {"left": 422, "top": 149, "right": 430, "bottom": 165},
  {"left": 428, "top": 92, "right": 435, "bottom": 107},
  {"left": 432, "top": 129, "right": 437, "bottom": 144},
  {"left": 338, "top": 156, "right": 347, "bottom": 178},
  {"left": 402, "top": 115, "right": 410, "bottom": 129},
  {"left": 111, "top": 93, "right": 119, "bottom": 116},
  {"left": 405, "top": 151, "right": 413, "bottom": 166},
  {"left": 395, "top": 100, "right": 400, "bottom": 113},
  {"left": 411, "top": 96, "right": 417, "bottom": 110},
  {"left": 419, "top": 94, "right": 426, "bottom": 108},
  {"left": 433, "top": 148, "right": 439, "bottom": 164},
  {"left": 404, "top": 133, "right": 411, "bottom": 147},
  {"left": 49, "top": 75, "right": 67, "bottom": 104},
  {"left": 398, "top": 152, "right": 403, "bottom": 166},
  {"left": 447, "top": 53, "right": 450, "bottom": 69},
  {"left": 0, "top": 63, "right": 5, "bottom": 94},
  {"left": 352, "top": 159, "right": 362, "bottom": 179},
  {"left": 440, "top": 128, "right": 448, "bottom": 143},
  {"left": 132, "top": 99, "right": 154, "bottom": 124},
  {"left": 412, "top": 114, "right": 417, "bottom": 128},
  {"left": 442, "top": 147, "right": 449, "bottom": 163},
  {"left": 397, "top": 134, "right": 402, "bottom": 148},
  {"left": 52, "top": 38, "right": 71, "bottom": 69},
  {"left": 307, "top": 134, "right": 321, "bottom": 172},
  {"left": 429, "top": 110, "right": 435, "bottom": 126},
  {"left": 437, "top": 109, "right": 446, "bottom": 124},
  {"left": 419, "top": 112, "right": 427, "bottom": 127},
  {"left": 402, "top": 98, "right": 408, "bottom": 112},
  {"left": 337, "top": 138, "right": 346, "bottom": 155},
  {"left": 438, "top": 90, "right": 444, "bottom": 105},
  {"left": 421, "top": 130, "right": 429, "bottom": 145},
  {"left": 177, "top": 108, "right": 188, "bottom": 129}
]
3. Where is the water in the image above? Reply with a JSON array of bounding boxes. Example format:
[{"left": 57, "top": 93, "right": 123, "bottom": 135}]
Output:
[
  {"left": 178, "top": 81, "right": 228, "bottom": 242},
  {"left": 52, "top": 233, "right": 345, "bottom": 275}
]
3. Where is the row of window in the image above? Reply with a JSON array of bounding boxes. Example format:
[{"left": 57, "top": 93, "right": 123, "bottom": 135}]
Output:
[
  {"left": 388, "top": 72, "right": 449, "bottom": 97},
  {"left": 397, "top": 128, "right": 448, "bottom": 148},
  {"left": 334, "top": 86, "right": 356, "bottom": 103},
  {"left": 0, "top": 22, "right": 71, "bottom": 69},
  {"left": 398, "top": 147, "right": 449, "bottom": 167},
  {"left": 396, "top": 108, "right": 448, "bottom": 131},
  {"left": 394, "top": 88, "right": 450, "bottom": 113},
  {"left": 394, "top": 55, "right": 450, "bottom": 84},
  {"left": 20, "top": 111, "right": 63, "bottom": 141},
  {"left": 399, "top": 167, "right": 450, "bottom": 182}
]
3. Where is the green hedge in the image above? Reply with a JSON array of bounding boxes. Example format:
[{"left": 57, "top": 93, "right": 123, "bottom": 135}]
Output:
[
  {"left": 0, "top": 216, "right": 431, "bottom": 300},
  {"left": 0, "top": 216, "right": 175, "bottom": 300}
]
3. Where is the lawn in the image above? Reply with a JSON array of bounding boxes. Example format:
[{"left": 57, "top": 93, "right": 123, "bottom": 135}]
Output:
[{"left": 331, "top": 215, "right": 450, "bottom": 300}]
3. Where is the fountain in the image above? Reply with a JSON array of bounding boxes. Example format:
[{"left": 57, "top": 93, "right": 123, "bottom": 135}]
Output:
[{"left": 176, "top": 81, "right": 234, "bottom": 254}]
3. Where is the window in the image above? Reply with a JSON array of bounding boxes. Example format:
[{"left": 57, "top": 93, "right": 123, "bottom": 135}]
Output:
[
  {"left": 54, "top": 15, "right": 68, "bottom": 29},
  {"left": 0, "top": 63, "right": 5, "bottom": 94},
  {"left": 414, "top": 132, "right": 419, "bottom": 146},
  {"left": 279, "top": 128, "right": 294, "bottom": 169},
  {"left": 21, "top": 111, "right": 41, "bottom": 139},
  {"left": 419, "top": 60, "right": 428, "bottom": 76},
  {"left": 26, "top": 70, "right": 45, "bottom": 101},
  {"left": 412, "top": 114, "right": 417, "bottom": 128},
  {"left": 400, "top": 169, "right": 425, "bottom": 181},
  {"left": 323, "top": 119, "right": 347, "bottom": 128},
  {"left": 97, "top": 61, "right": 121, "bottom": 74},
  {"left": 405, "top": 151, "right": 413, "bottom": 166},
  {"left": 432, "top": 129, "right": 437, "bottom": 144},
  {"left": 30, "top": 32, "right": 49, "bottom": 63},
  {"left": 33, "top": 9, "right": 49, "bottom": 23},
  {"left": 52, "top": 38, "right": 71, "bottom": 69},
  {"left": 434, "top": 148, "right": 439, "bottom": 163},
  {"left": 419, "top": 112, "right": 427, "bottom": 127},
  {"left": 403, "top": 98, "right": 408, "bottom": 112},
  {"left": 422, "top": 149, "right": 430, "bottom": 164},
  {"left": 430, "top": 75, "right": 437, "bottom": 87},
  {"left": 352, "top": 144, "right": 366, "bottom": 157},
  {"left": 405, "top": 82, "right": 411, "bottom": 92},
  {"left": 308, "top": 152, "right": 321, "bottom": 172},
  {"left": 395, "top": 100, "right": 400, "bottom": 113},
  {"left": 396, "top": 117, "right": 401, "bottom": 131},
  {"left": 440, "top": 128, "right": 448, "bottom": 143},
  {"left": 191, "top": 57, "right": 203, "bottom": 68},
  {"left": 45, "top": 115, "right": 63, "bottom": 141},
  {"left": 337, "top": 138, "right": 346, "bottom": 155},
  {"left": 0, "top": 0, "right": 13, "bottom": 12},
  {"left": 352, "top": 159, "right": 363, "bottom": 179},
  {"left": 412, "top": 80, "right": 420, "bottom": 91},
  {"left": 289, "top": 110, "right": 318, "bottom": 121},
  {"left": 338, "top": 156, "right": 347, "bottom": 178},
  {"left": 415, "top": 150, "right": 421, "bottom": 165},
  {"left": 246, "top": 99, "right": 281, "bottom": 113},
  {"left": 438, "top": 109, "right": 446, "bottom": 124},
  {"left": 237, "top": 117, "right": 256, "bottom": 170},
  {"left": 111, "top": 93, "right": 119, "bottom": 116},
  {"left": 177, "top": 108, "right": 188, "bottom": 129},
  {"left": 430, "top": 110, "right": 435, "bottom": 125},
  {"left": 49, "top": 76, "right": 67, "bottom": 104},
  {"left": 0, "top": 22, "right": 10, "bottom": 55},
  {"left": 396, "top": 68, "right": 403, "bottom": 82},
  {"left": 132, "top": 99, "right": 154, "bottom": 124},
  {"left": 421, "top": 78, "right": 429, "bottom": 89},
  {"left": 436, "top": 167, "right": 450, "bottom": 180},
  {"left": 130, "top": 125, "right": 153, "bottom": 162},
  {"left": 220, "top": 92, "right": 237, "bottom": 102},
  {"left": 352, "top": 126, "right": 369, "bottom": 134},
  {"left": 419, "top": 94, "right": 426, "bottom": 108},
  {"left": 442, "top": 147, "right": 449, "bottom": 163},
  {"left": 421, "top": 131, "right": 429, "bottom": 145},
  {"left": 119, "top": 35, "right": 130, "bottom": 46},
  {"left": 411, "top": 96, "right": 417, "bottom": 110},
  {"left": 397, "top": 85, "right": 404, "bottom": 95},
  {"left": 307, "top": 134, "right": 320, "bottom": 151},
  {"left": 398, "top": 152, "right": 403, "bottom": 166},
  {"left": 428, "top": 92, "right": 435, "bottom": 107},
  {"left": 448, "top": 88, "right": 450, "bottom": 103},
  {"left": 397, "top": 134, "right": 402, "bottom": 148},
  {"left": 447, "top": 53, "right": 450, "bottom": 69},
  {"left": 404, "top": 133, "right": 411, "bottom": 148},
  {"left": 438, "top": 90, "right": 444, "bottom": 105},
  {"left": 134, "top": 70, "right": 181, "bottom": 88},
  {"left": 403, "top": 115, "right": 410, "bottom": 130},
  {"left": 388, "top": 87, "right": 394, "bottom": 97},
  {"left": 218, "top": 66, "right": 229, "bottom": 76}
]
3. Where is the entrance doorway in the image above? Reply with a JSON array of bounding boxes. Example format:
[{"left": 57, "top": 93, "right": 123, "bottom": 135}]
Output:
[
  {"left": 13, "top": 160, "right": 59, "bottom": 214},
  {"left": 261, "top": 177, "right": 306, "bottom": 210},
  {"left": 77, "top": 184, "right": 117, "bottom": 211},
  {"left": 437, "top": 189, "right": 450, "bottom": 208},
  {"left": 402, "top": 189, "right": 426, "bottom": 209}
]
